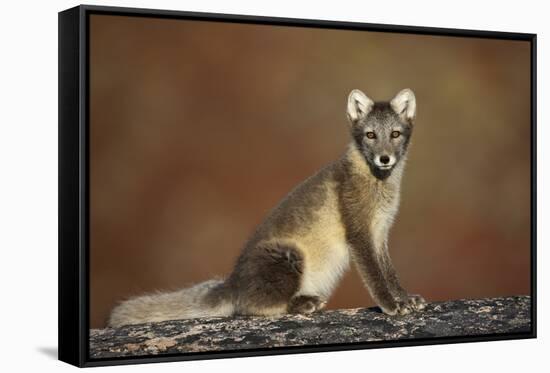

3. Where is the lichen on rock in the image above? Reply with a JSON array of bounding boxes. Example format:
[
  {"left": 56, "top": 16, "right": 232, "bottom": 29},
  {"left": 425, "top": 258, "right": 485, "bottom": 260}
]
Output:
[{"left": 90, "top": 296, "right": 531, "bottom": 359}]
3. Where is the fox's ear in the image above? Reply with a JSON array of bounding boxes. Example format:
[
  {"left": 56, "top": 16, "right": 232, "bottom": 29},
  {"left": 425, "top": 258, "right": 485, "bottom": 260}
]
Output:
[
  {"left": 347, "top": 89, "right": 374, "bottom": 125},
  {"left": 390, "top": 88, "right": 416, "bottom": 123}
]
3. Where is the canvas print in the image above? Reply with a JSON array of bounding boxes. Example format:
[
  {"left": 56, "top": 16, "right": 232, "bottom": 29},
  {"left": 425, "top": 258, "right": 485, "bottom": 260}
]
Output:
[{"left": 86, "top": 13, "right": 532, "bottom": 360}]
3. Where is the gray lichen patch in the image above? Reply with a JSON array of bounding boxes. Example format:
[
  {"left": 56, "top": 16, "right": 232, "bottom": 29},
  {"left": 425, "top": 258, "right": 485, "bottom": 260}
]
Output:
[{"left": 89, "top": 296, "right": 531, "bottom": 358}]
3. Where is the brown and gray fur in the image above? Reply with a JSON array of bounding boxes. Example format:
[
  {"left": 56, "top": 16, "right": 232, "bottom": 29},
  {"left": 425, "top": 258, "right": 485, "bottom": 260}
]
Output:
[{"left": 109, "top": 88, "right": 426, "bottom": 327}]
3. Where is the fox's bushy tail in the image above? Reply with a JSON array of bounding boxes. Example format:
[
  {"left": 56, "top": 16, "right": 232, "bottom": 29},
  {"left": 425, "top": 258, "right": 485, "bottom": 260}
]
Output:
[{"left": 108, "top": 279, "right": 234, "bottom": 327}]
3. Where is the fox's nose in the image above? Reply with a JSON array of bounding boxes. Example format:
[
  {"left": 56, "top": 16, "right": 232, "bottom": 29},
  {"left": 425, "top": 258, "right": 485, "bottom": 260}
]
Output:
[{"left": 380, "top": 155, "right": 390, "bottom": 164}]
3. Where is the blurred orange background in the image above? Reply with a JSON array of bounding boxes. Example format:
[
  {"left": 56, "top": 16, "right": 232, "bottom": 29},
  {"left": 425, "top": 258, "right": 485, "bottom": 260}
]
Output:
[{"left": 89, "top": 14, "right": 531, "bottom": 328}]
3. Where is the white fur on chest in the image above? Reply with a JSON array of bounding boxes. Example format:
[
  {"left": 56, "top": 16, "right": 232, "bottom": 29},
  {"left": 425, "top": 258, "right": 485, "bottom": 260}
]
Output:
[
  {"left": 370, "top": 196, "right": 400, "bottom": 253},
  {"left": 298, "top": 242, "right": 350, "bottom": 299}
]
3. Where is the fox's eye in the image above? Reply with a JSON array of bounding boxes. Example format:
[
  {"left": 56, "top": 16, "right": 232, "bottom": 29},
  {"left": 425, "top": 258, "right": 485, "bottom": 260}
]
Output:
[
  {"left": 391, "top": 131, "right": 401, "bottom": 138},
  {"left": 365, "top": 132, "right": 376, "bottom": 139}
]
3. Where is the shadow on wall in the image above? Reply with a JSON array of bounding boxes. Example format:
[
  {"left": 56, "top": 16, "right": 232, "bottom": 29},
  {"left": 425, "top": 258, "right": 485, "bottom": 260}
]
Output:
[{"left": 89, "top": 15, "right": 532, "bottom": 328}]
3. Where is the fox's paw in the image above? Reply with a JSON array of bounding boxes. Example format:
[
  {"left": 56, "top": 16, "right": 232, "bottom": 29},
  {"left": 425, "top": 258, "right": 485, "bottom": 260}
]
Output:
[
  {"left": 394, "top": 299, "right": 414, "bottom": 315},
  {"left": 407, "top": 294, "right": 427, "bottom": 311},
  {"left": 289, "top": 295, "right": 326, "bottom": 314},
  {"left": 381, "top": 299, "right": 413, "bottom": 316}
]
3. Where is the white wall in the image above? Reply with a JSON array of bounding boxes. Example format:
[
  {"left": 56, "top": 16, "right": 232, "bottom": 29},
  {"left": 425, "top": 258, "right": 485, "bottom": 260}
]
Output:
[{"left": 0, "top": 0, "right": 546, "bottom": 371}]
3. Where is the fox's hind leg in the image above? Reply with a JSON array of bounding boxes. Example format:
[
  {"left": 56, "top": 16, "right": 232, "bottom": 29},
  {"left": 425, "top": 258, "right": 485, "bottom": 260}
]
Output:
[{"left": 228, "top": 241, "right": 305, "bottom": 316}]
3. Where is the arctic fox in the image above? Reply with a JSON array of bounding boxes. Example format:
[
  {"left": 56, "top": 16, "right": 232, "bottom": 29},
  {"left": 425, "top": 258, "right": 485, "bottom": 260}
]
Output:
[{"left": 109, "top": 88, "right": 426, "bottom": 327}]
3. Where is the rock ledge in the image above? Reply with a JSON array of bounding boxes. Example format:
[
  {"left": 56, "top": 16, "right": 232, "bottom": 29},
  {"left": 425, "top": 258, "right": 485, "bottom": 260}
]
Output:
[{"left": 90, "top": 295, "right": 531, "bottom": 358}]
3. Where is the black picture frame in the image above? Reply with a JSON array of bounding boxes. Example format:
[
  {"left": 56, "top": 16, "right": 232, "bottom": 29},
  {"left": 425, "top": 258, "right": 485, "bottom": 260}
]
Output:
[{"left": 58, "top": 4, "right": 537, "bottom": 368}]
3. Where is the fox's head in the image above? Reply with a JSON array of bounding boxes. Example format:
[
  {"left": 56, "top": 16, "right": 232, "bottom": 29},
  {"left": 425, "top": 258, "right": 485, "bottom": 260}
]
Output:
[{"left": 346, "top": 88, "right": 416, "bottom": 180}]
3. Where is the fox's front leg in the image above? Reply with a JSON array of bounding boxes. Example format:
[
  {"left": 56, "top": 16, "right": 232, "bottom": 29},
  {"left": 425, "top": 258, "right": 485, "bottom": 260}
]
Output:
[
  {"left": 379, "top": 245, "right": 426, "bottom": 312},
  {"left": 349, "top": 236, "right": 412, "bottom": 316}
]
